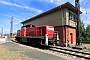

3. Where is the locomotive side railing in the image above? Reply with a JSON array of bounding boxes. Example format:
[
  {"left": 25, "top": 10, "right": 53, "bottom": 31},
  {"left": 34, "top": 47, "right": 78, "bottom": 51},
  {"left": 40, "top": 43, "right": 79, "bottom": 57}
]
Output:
[
  {"left": 27, "top": 30, "right": 43, "bottom": 37},
  {"left": 27, "top": 30, "right": 54, "bottom": 36}
]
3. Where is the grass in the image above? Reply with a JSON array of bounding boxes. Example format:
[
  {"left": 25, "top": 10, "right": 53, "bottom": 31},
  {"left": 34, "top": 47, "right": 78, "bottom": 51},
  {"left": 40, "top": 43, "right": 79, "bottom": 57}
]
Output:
[{"left": 82, "top": 44, "right": 90, "bottom": 50}]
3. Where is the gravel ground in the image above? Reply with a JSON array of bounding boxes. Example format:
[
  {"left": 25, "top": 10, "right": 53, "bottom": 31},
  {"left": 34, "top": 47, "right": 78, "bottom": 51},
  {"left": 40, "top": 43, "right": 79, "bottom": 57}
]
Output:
[
  {"left": 17, "top": 43, "right": 89, "bottom": 60},
  {"left": 2, "top": 41, "right": 64, "bottom": 60},
  {"left": 1, "top": 38, "right": 89, "bottom": 60},
  {"left": 0, "top": 44, "right": 38, "bottom": 60}
]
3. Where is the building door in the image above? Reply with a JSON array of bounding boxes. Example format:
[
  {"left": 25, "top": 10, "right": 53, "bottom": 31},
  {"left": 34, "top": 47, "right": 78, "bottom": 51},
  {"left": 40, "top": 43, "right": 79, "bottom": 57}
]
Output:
[{"left": 70, "top": 33, "right": 73, "bottom": 44}]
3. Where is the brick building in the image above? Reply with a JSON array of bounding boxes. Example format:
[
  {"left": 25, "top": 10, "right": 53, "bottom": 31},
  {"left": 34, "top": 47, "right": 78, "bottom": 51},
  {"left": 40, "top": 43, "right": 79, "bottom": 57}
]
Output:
[{"left": 21, "top": 2, "right": 81, "bottom": 47}]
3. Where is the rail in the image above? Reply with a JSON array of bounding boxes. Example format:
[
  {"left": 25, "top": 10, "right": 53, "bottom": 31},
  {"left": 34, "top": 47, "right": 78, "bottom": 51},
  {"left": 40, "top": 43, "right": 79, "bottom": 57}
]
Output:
[{"left": 49, "top": 46, "right": 90, "bottom": 59}]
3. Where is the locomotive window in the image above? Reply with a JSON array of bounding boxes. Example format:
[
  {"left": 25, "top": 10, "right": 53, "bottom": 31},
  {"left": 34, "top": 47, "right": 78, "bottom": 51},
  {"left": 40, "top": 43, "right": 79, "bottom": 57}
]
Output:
[
  {"left": 32, "top": 25, "right": 35, "bottom": 27},
  {"left": 26, "top": 25, "right": 30, "bottom": 28},
  {"left": 21, "top": 26, "right": 25, "bottom": 28}
]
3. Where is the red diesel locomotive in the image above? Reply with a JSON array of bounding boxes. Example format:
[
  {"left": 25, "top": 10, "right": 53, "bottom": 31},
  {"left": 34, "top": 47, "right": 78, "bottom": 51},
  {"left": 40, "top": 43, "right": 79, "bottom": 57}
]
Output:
[{"left": 15, "top": 24, "right": 59, "bottom": 46}]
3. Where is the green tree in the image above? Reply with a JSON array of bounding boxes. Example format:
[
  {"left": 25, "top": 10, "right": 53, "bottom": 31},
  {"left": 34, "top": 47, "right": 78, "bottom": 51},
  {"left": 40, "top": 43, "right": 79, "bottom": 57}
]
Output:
[
  {"left": 85, "top": 25, "right": 90, "bottom": 40},
  {"left": 77, "top": 20, "right": 90, "bottom": 40},
  {"left": 80, "top": 21, "right": 86, "bottom": 40}
]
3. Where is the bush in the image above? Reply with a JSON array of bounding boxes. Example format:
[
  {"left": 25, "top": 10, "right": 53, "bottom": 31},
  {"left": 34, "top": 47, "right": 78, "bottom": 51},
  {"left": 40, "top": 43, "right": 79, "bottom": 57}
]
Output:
[
  {"left": 81, "top": 36, "right": 85, "bottom": 40},
  {"left": 85, "top": 36, "right": 90, "bottom": 40}
]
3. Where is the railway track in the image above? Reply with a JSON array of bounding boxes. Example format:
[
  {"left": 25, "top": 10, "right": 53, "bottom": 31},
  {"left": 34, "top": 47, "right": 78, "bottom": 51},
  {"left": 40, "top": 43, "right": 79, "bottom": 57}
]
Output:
[
  {"left": 13, "top": 40, "right": 90, "bottom": 59},
  {"left": 49, "top": 46, "right": 90, "bottom": 59}
]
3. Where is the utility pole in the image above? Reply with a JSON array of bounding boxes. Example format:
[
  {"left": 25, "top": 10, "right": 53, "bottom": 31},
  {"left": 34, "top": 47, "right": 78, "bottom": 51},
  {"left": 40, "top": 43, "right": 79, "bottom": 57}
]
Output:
[
  {"left": 75, "top": 0, "right": 81, "bottom": 46},
  {"left": 10, "top": 16, "right": 13, "bottom": 37},
  {"left": 1, "top": 25, "right": 3, "bottom": 37}
]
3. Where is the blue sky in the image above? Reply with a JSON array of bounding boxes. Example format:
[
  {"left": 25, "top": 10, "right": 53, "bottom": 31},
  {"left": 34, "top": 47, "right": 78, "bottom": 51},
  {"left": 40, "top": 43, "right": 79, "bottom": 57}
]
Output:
[{"left": 0, "top": 0, "right": 90, "bottom": 34}]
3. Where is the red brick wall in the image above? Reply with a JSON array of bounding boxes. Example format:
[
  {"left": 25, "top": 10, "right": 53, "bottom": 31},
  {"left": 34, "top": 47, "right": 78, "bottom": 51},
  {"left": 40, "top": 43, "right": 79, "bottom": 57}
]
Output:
[
  {"left": 65, "top": 26, "right": 76, "bottom": 44},
  {"left": 55, "top": 26, "right": 76, "bottom": 44}
]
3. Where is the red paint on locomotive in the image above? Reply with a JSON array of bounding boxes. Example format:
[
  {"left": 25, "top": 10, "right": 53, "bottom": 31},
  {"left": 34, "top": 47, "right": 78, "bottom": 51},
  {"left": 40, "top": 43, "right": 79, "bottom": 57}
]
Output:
[{"left": 17, "top": 24, "right": 54, "bottom": 37}]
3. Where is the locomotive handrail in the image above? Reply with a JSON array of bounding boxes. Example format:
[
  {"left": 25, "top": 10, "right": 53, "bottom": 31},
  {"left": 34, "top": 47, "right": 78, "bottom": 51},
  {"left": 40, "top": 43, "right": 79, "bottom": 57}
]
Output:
[{"left": 27, "top": 30, "right": 43, "bottom": 36}]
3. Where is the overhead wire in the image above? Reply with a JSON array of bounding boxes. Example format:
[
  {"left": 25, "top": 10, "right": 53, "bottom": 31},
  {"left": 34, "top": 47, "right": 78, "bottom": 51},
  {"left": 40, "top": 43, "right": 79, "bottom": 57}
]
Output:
[
  {"left": 83, "top": 0, "right": 90, "bottom": 24},
  {"left": 83, "top": 0, "right": 88, "bottom": 20}
]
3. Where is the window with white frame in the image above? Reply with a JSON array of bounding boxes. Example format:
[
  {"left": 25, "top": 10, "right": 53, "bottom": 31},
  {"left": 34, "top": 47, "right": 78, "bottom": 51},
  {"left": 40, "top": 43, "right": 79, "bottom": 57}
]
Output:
[{"left": 68, "top": 12, "right": 75, "bottom": 21}]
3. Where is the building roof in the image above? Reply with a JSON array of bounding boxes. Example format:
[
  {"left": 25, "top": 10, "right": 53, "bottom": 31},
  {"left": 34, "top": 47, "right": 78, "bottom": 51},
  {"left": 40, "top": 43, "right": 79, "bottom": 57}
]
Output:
[{"left": 21, "top": 2, "right": 82, "bottom": 24}]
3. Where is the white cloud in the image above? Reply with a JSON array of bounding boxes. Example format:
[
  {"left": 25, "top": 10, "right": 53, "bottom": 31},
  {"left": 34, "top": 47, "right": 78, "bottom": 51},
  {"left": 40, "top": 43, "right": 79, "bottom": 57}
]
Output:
[
  {"left": 0, "top": 0, "right": 42, "bottom": 13},
  {"left": 1, "top": 14, "right": 11, "bottom": 17},
  {"left": 80, "top": 7, "right": 90, "bottom": 19},
  {"left": 39, "top": 0, "right": 62, "bottom": 4},
  {"left": 1, "top": 14, "right": 22, "bottom": 25},
  {"left": 38, "top": 0, "right": 74, "bottom": 5},
  {"left": 80, "top": 7, "right": 90, "bottom": 14},
  {"left": 50, "top": 0, "right": 53, "bottom": 3},
  {"left": 80, "top": 0, "right": 88, "bottom": 4},
  {"left": 79, "top": 2, "right": 90, "bottom": 27},
  {"left": 14, "top": 18, "right": 22, "bottom": 25}
]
